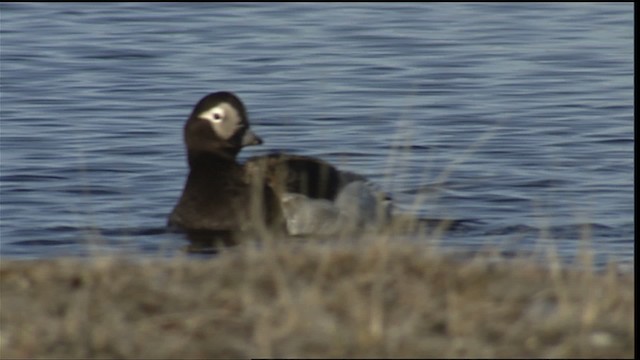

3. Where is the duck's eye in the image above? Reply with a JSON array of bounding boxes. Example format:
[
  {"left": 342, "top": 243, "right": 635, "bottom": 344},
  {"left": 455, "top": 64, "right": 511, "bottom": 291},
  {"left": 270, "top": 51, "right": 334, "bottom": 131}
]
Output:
[{"left": 212, "top": 112, "right": 222, "bottom": 121}]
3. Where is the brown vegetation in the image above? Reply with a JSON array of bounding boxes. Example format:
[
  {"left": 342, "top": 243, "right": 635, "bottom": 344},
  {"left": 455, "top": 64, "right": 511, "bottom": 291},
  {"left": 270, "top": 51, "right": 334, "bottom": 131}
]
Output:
[{"left": 0, "top": 239, "right": 634, "bottom": 358}]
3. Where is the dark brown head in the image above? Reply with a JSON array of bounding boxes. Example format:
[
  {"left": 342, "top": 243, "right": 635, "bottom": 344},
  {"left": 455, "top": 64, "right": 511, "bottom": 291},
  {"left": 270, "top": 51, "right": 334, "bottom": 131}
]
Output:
[{"left": 184, "top": 92, "right": 262, "bottom": 161}]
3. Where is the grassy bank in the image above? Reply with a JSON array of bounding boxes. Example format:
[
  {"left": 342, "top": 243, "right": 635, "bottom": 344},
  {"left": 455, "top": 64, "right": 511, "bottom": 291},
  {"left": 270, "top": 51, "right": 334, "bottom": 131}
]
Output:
[{"left": 0, "top": 240, "right": 634, "bottom": 358}]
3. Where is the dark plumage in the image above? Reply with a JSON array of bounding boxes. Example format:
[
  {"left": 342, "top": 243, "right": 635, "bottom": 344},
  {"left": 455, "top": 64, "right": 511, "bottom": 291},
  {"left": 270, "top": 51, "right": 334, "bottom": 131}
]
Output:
[{"left": 169, "top": 91, "right": 391, "bottom": 244}]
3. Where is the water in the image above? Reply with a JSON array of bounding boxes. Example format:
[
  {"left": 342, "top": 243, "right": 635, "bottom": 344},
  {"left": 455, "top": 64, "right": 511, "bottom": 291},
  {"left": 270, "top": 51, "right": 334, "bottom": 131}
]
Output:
[{"left": 0, "top": 3, "right": 634, "bottom": 269}]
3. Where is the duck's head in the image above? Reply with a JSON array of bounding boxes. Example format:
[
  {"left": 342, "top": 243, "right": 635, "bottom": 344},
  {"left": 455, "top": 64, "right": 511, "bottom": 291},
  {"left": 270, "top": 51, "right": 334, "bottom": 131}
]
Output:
[{"left": 184, "top": 91, "right": 262, "bottom": 159}]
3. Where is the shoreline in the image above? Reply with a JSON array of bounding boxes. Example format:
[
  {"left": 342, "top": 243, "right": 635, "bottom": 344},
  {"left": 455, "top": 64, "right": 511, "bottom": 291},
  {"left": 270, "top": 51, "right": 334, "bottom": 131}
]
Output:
[{"left": 0, "top": 241, "right": 634, "bottom": 358}]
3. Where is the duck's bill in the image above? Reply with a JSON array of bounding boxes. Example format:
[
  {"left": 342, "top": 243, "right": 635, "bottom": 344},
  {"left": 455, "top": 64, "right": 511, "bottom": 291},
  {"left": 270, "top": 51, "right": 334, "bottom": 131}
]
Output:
[{"left": 241, "top": 128, "right": 263, "bottom": 147}]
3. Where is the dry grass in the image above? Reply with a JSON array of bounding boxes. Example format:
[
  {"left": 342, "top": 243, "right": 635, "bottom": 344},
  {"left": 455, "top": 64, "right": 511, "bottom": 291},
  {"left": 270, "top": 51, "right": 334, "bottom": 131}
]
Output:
[{"left": 0, "top": 238, "right": 633, "bottom": 359}]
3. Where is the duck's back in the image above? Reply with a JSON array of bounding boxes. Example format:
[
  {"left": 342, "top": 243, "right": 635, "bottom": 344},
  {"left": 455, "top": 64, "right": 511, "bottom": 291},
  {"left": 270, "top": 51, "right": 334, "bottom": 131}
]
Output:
[
  {"left": 244, "top": 153, "right": 367, "bottom": 200},
  {"left": 243, "top": 153, "right": 393, "bottom": 236}
]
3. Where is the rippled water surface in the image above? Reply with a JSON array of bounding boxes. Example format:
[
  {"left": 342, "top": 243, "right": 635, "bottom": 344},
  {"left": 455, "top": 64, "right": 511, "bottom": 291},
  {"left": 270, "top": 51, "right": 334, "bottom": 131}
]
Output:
[{"left": 0, "top": 3, "right": 634, "bottom": 268}]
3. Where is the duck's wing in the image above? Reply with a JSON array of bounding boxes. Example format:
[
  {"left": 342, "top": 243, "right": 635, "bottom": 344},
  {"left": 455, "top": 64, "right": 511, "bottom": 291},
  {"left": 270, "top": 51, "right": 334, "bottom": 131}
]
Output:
[
  {"left": 243, "top": 153, "right": 395, "bottom": 236},
  {"left": 244, "top": 153, "right": 347, "bottom": 200}
]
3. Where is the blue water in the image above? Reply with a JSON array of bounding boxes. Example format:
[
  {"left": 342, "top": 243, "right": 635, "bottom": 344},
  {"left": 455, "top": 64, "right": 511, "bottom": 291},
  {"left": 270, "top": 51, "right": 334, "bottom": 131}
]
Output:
[{"left": 0, "top": 3, "right": 634, "bottom": 269}]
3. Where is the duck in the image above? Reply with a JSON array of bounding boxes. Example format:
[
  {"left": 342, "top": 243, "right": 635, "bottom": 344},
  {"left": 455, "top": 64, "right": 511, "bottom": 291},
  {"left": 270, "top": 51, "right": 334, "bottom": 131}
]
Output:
[{"left": 168, "top": 91, "right": 392, "bottom": 242}]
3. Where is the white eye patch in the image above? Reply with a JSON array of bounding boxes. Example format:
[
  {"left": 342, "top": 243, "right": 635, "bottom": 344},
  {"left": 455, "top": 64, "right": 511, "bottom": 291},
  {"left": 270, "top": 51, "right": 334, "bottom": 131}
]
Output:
[
  {"left": 198, "top": 106, "right": 225, "bottom": 123},
  {"left": 197, "top": 103, "right": 243, "bottom": 140}
]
